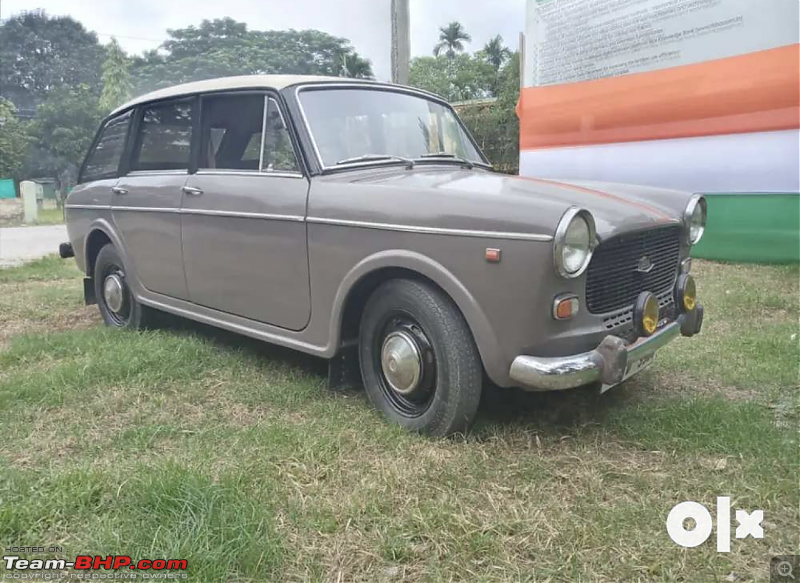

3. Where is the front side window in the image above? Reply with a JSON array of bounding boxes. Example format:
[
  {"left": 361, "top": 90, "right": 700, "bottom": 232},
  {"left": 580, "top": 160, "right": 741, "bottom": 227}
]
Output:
[
  {"left": 81, "top": 112, "right": 131, "bottom": 182},
  {"left": 200, "top": 94, "right": 264, "bottom": 171},
  {"left": 297, "top": 88, "right": 485, "bottom": 167},
  {"left": 131, "top": 100, "right": 193, "bottom": 171},
  {"left": 198, "top": 94, "right": 300, "bottom": 174}
]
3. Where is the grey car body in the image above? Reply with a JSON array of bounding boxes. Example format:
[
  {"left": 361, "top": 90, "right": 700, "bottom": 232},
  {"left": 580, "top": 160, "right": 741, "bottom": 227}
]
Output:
[{"left": 64, "top": 75, "right": 704, "bottom": 435}]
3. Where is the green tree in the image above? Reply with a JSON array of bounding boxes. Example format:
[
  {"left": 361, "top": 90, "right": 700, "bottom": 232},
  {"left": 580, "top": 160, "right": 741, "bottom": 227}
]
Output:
[
  {"left": 480, "top": 35, "right": 512, "bottom": 71},
  {"left": 433, "top": 22, "right": 472, "bottom": 59},
  {"left": 130, "top": 19, "right": 373, "bottom": 95},
  {"left": 0, "top": 99, "right": 32, "bottom": 179},
  {"left": 27, "top": 85, "right": 101, "bottom": 191},
  {"left": 458, "top": 52, "right": 521, "bottom": 174},
  {"left": 409, "top": 54, "right": 494, "bottom": 102},
  {"left": 99, "top": 38, "right": 132, "bottom": 113},
  {"left": 0, "top": 10, "right": 104, "bottom": 111}
]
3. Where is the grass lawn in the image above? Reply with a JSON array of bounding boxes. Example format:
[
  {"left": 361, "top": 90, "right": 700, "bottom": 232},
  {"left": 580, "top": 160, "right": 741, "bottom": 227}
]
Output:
[{"left": 0, "top": 256, "right": 797, "bottom": 582}]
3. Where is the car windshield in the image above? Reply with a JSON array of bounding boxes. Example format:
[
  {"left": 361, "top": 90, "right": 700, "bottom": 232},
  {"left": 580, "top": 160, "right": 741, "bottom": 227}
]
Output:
[{"left": 297, "top": 87, "right": 486, "bottom": 168}]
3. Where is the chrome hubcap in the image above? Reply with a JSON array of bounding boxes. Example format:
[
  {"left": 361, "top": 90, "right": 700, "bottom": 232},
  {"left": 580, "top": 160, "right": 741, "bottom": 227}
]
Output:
[
  {"left": 381, "top": 331, "right": 422, "bottom": 395},
  {"left": 103, "top": 274, "right": 125, "bottom": 314}
]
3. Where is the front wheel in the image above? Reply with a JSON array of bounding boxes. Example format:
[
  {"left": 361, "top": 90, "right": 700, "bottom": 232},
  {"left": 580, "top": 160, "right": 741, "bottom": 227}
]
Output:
[
  {"left": 94, "top": 244, "right": 158, "bottom": 330},
  {"left": 359, "top": 279, "right": 483, "bottom": 437}
]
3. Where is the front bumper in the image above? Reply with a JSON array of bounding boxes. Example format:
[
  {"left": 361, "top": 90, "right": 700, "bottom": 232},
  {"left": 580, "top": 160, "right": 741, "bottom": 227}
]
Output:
[{"left": 509, "top": 303, "right": 704, "bottom": 392}]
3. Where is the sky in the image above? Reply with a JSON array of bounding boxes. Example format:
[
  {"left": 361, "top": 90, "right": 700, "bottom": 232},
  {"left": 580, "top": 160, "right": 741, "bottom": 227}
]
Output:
[{"left": 1, "top": 0, "right": 528, "bottom": 81}]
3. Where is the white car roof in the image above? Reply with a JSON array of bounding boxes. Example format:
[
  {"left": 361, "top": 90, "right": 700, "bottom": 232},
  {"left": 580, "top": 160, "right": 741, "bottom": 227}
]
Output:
[{"left": 110, "top": 74, "right": 381, "bottom": 116}]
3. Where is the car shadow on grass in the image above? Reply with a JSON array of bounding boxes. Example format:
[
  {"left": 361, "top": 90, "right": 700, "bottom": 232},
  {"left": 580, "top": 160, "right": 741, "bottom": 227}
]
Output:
[
  {"left": 159, "top": 312, "right": 330, "bottom": 379},
  {"left": 475, "top": 381, "right": 642, "bottom": 436},
  {"left": 152, "top": 311, "right": 648, "bottom": 438}
]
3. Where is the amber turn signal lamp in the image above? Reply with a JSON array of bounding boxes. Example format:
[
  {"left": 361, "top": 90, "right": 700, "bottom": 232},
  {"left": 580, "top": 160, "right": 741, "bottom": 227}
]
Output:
[
  {"left": 634, "top": 292, "right": 659, "bottom": 337},
  {"left": 553, "top": 295, "right": 579, "bottom": 320},
  {"left": 676, "top": 274, "right": 697, "bottom": 312}
]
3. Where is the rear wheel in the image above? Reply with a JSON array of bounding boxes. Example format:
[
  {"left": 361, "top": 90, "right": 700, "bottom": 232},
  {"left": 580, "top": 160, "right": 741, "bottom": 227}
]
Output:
[
  {"left": 94, "top": 244, "right": 157, "bottom": 329},
  {"left": 359, "top": 279, "right": 483, "bottom": 437}
]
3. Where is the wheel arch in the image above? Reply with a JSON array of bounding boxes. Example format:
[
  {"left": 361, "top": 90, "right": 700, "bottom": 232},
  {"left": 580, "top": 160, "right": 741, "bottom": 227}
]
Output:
[
  {"left": 83, "top": 220, "right": 128, "bottom": 279},
  {"left": 330, "top": 250, "right": 503, "bottom": 382}
]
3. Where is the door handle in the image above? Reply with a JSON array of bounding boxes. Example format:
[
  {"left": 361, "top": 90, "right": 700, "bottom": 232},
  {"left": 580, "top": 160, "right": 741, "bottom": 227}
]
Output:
[
  {"left": 111, "top": 186, "right": 128, "bottom": 195},
  {"left": 182, "top": 186, "right": 204, "bottom": 196}
]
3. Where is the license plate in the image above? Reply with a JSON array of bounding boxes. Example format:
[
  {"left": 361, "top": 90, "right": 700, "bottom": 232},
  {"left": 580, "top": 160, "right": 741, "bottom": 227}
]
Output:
[{"left": 600, "top": 352, "right": 656, "bottom": 394}]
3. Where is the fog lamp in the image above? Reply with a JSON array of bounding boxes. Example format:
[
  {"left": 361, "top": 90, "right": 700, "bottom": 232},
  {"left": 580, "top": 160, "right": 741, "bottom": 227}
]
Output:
[
  {"left": 676, "top": 274, "right": 697, "bottom": 312},
  {"left": 635, "top": 292, "right": 660, "bottom": 337}
]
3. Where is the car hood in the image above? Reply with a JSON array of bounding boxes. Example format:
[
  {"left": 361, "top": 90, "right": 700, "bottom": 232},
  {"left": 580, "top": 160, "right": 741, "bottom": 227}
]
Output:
[{"left": 317, "top": 166, "right": 692, "bottom": 240}]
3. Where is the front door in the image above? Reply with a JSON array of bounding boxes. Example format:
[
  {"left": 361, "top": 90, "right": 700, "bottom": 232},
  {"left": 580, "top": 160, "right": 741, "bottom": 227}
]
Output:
[
  {"left": 180, "top": 92, "right": 311, "bottom": 331},
  {"left": 113, "top": 98, "right": 193, "bottom": 300}
]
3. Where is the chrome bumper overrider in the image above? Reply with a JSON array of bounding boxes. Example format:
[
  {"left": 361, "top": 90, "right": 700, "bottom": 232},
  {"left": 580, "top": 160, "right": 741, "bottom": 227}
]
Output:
[{"left": 509, "top": 303, "right": 704, "bottom": 392}]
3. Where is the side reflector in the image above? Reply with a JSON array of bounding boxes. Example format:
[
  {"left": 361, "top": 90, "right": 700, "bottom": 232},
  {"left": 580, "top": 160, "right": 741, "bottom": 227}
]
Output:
[
  {"left": 553, "top": 295, "right": 580, "bottom": 320},
  {"left": 485, "top": 248, "right": 501, "bottom": 263}
]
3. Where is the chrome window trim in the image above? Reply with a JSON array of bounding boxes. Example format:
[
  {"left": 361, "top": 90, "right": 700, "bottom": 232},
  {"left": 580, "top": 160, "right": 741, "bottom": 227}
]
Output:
[
  {"left": 66, "top": 203, "right": 304, "bottom": 222},
  {"left": 194, "top": 169, "right": 304, "bottom": 179},
  {"left": 126, "top": 170, "right": 189, "bottom": 177},
  {"left": 113, "top": 206, "right": 181, "bottom": 214},
  {"left": 294, "top": 83, "right": 491, "bottom": 171},
  {"left": 306, "top": 216, "right": 553, "bottom": 242},
  {"left": 65, "top": 204, "right": 112, "bottom": 210},
  {"left": 65, "top": 205, "right": 548, "bottom": 239},
  {"left": 181, "top": 209, "right": 305, "bottom": 222}
]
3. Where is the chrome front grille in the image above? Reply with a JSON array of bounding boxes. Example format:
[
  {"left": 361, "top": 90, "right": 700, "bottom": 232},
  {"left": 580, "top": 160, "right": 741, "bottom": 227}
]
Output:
[{"left": 586, "top": 226, "right": 681, "bottom": 315}]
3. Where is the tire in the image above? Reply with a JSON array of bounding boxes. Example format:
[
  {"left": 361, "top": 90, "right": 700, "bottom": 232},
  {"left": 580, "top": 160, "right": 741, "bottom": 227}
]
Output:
[
  {"left": 94, "top": 244, "right": 157, "bottom": 330},
  {"left": 359, "top": 278, "right": 483, "bottom": 437}
]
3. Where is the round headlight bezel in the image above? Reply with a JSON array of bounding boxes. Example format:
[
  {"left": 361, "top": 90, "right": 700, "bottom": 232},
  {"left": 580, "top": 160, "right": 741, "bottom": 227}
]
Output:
[
  {"left": 554, "top": 207, "right": 597, "bottom": 279},
  {"left": 684, "top": 195, "right": 707, "bottom": 245}
]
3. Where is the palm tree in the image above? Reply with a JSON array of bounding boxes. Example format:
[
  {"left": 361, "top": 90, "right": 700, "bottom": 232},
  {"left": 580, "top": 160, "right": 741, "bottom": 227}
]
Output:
[
  {"left": 433, "top": 21, "right": 472, "bottom": 59},
  {"left": 483, "top": 35, "right": 511, "bottom": 70},
  {"left": 341, "top": 53, "right": 374, "bottom": 79}
]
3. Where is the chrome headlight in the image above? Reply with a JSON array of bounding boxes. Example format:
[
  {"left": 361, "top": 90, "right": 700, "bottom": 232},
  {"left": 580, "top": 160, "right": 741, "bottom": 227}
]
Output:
[
  {"left": 554, "top": 208, "right": 596, "bottom": 278},
  {"left": 684, "top": 195, "right": 707, "bottom": 245}
]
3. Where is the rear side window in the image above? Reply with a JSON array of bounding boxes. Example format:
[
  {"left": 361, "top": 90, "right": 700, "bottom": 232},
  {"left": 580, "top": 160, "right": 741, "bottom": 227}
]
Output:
[
  {"left": 131, "top": 100, "right": 193, "bottom": 171},
  {"left": 81, "top": 112, "right": 131, "bottom": 183}
]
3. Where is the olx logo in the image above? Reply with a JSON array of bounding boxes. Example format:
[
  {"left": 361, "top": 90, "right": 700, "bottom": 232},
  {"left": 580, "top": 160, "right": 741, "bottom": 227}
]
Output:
[{"left": 666, "top": 497, "right": 764, "bottom": 552}]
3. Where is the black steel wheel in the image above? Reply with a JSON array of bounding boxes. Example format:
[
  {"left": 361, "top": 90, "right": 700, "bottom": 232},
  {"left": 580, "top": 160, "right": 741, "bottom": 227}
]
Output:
[
  {"left": 359, "top": 278, "right": 483, "bottom": 436},
  {"left": 94, "top": 244, "right": 157, "bottom": 330}
]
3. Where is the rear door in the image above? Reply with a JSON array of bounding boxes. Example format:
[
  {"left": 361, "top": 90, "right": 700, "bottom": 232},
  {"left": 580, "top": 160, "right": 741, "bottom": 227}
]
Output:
[
  {"left": 180, "top": 92, "right": 311, "bottom": 330},
  {"left": 113, "top": 99, "right": 194, "bottom": 300}
]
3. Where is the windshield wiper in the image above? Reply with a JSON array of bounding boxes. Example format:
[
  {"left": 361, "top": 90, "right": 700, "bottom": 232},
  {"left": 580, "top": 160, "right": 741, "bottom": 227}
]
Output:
[
  {"left": 335, "top": 154, "right": 415, "bottom": 169},
  {"left": 418, "top": 152, "right": 475, "bottom": 169}
]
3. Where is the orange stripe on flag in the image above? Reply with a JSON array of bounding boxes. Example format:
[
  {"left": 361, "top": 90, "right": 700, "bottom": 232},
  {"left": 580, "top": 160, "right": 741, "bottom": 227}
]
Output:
[{"left": 518, "top": 44, "right": 800, "bottom": 151}]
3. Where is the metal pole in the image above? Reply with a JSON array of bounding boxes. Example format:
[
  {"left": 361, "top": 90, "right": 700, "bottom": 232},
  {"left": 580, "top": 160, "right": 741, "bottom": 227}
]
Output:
[{"left": 391, "top": 0, "right": 410, "bottom": 85}]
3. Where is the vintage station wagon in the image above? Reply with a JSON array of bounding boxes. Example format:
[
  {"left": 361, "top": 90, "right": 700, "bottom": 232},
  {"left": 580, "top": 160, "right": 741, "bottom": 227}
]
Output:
[{"left": 62, "top": 75, "right": 705, "bottom": 436}]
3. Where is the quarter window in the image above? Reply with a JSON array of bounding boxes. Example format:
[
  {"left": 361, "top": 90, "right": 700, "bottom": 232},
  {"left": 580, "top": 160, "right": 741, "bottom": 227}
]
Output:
[
  {"left": 263, "top": 98, "right": 300, "bottom": 174},
  {"left": 131, "top": 100, "right": 193, "bottom": 171},
  {"left": 81, "top": 112, "right": 131, "bottom": 182}
]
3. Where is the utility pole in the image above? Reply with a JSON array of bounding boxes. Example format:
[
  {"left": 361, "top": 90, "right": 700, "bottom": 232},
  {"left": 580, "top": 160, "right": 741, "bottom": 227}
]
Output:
[{"left": 391, "top": 0, "right": 410, "bottom": 85}]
